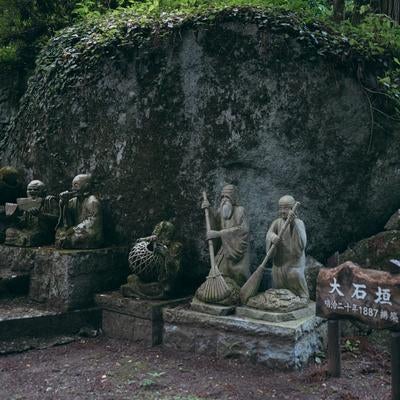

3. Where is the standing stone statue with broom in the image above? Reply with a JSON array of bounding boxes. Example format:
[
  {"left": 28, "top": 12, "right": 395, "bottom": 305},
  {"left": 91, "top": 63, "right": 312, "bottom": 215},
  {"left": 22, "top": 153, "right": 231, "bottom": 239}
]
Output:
[
  {"left": 195, "top": 184, "right": 250, "bottom": 306},
  {"left": 240, "top": 195, "right": 309, "bottom": 312}
]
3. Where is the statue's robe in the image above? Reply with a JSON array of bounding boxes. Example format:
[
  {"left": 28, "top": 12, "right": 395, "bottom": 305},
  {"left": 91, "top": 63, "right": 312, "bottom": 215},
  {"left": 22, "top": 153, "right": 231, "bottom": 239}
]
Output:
[
  {"left": 5, "top": 197, "right": 58, "bottom": 247},
  {"left": 56, "top": 194, "right": 103, "bottom": 249},
  {"left": 266, "top": 217, "right": 309, "bottom": 299},
  {"left": 212, "top": 206, "right": 250, "bottom": 287}
]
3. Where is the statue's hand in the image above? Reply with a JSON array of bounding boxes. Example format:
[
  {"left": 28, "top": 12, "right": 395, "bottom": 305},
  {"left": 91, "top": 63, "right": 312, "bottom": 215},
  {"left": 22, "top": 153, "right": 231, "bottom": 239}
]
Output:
[
  {"left": 201, "top": 199, "right": 210, "bottom": 209},
  {"left": 59, "top": 191, "right": 70, "bottom": 204},
  {"left": 206, "top": 230, "right": 220, "bottom": 240},
  {"left": 288, "top": 209, "right": 296, "bottom": 223},
  {"left": 270, "top": 233, "right": 281, "bottom": 245}
]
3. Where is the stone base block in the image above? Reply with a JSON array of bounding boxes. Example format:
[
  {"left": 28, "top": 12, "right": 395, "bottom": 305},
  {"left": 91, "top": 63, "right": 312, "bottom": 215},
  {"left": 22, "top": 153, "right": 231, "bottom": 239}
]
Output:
[
  {"left": 28, "top": 246, "right": 129, "bottom": 310},
  {"left": 0, "top": 245, "right": 37, "bottom": 274},
  {"left": 163, "top": 306, "right": 327, "bottom": 370},
  {"left": 0, "top": 296, "right": 101, "bottom": 341},
  {"left": 190, "top": 298, "right": 236, "bottom": 316},
  {"left": 96, "top": 291, "right": 191, "bottom": 346},
  {"left": 236, "top": 302, "right": 315, "bottom": 323}
]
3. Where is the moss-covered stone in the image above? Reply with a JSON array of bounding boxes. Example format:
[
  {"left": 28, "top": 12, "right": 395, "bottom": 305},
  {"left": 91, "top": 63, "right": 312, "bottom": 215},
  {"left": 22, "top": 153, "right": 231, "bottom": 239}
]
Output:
[{"left": 1, "top": 8, "right": 400, "bottom": 292}]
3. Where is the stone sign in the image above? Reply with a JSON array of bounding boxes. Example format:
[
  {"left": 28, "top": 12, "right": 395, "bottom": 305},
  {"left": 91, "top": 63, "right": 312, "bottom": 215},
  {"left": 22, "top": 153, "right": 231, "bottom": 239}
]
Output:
[{"left": 316, "top": 261, "right": 400, "bottom": 330}]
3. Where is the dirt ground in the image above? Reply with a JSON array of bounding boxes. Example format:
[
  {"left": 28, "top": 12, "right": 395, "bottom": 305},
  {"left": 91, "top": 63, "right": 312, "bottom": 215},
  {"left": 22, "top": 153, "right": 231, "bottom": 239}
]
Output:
[{"left": 0, "top": 335, "right": 392, "bottom": 400}]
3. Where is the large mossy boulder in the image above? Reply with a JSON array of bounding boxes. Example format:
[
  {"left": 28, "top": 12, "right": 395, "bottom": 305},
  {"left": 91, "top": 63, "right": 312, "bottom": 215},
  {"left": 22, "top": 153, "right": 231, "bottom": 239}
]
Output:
[
  {"left": 1, "top": 8, "right": 400, "bottom": 286},
  {"left": 337, "top": 230, "right": 400, "bottom": 273}
]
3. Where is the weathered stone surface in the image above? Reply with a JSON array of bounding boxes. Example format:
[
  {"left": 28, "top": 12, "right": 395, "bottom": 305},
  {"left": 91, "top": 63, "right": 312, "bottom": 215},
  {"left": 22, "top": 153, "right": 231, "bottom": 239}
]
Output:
[
  {"left": 246, "top": 288, "right": 308, "bottom": 312},
  {"left": 96, "top": 291, "right": 190, "bottom": 346},
  {"left": 316, "top": 261, "right": 400, "bottom": 330},
  {"left": 236, "top": 302, "right": 315, "bottom": 322},
  {"left": 163, "top": 305, "right": 327, "bottom": 369},
  {"left": 190, "top": 298, "right": 235, "bottom": 316},
  {"left": 0, "top": 71, "right": 21, "bottom": 139},
  {"left": 28, "top": 247, "right": 129, "bottom": 310},
  {"left": 96, "top": 291, "right": 191, "bottom": 319},
  {"left": 385, "top": 210, "right": 400, "bottom": 231},
  {"left": 305, "top": 256, "right": 325, "bottom": 301},
  {"left": 0, "top": 245, "right": 37, "bottom": 273},
  {"left": 337, "top": 230, "right": 400, "bottom": 273},
  {"left": 0, "top": 296, "right": 101, "bottom": 340},
  {"left": 3, "top": 10, "right": 400, "bottom": 288}
]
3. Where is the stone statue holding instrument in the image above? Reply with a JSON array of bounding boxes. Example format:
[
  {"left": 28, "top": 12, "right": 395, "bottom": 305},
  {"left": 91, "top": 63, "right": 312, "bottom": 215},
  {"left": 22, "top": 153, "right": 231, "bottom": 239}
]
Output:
[
  {"left": 4, "top": 180, "right": 58, "bottom": 247},
  {"left": 121, "top": 221, "right": 183, "bottom": 299},
  {"left": 240, "top": 195, "right": 309, "bottom": 311},
  {"left": 195, "top": 185, "right": 250, "bottom": 305},
  {"left": 55, "top": 174, "right": 103, "bottom": 249}
]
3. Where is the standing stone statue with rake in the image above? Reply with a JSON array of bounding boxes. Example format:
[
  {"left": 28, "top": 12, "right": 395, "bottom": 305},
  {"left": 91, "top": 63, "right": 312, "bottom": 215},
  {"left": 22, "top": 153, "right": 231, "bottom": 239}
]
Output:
[{"left": 195, "top": 185, "right": 250, "bottom": 306}]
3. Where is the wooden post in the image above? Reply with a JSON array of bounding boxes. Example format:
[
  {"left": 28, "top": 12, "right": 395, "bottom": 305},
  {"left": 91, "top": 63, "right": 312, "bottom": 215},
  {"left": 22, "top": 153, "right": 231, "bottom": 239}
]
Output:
[
  {"left": 392, "top": 331, "right": 400, "bottom": 400},
  {"left": 328, "top": 320, "right": 341, "bottom": 377}
]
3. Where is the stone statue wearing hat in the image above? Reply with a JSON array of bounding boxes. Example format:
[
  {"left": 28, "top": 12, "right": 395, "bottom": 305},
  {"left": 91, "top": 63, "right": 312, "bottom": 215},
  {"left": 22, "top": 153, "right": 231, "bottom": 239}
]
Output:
[
  {"left": 266, "top": 195, "right": 309, "bottom": 300},
  {"left": 5, "top": 180, "right": 58, "bottom": 247},
  {"left": 55, "top": 174, "right": 103, "bottom": 249},
  {"left": 121, "top": 221, "right": 182, "bottom": 299},
  {"left": 245, "top": 195, "right": 309, "bottom": 311},
  {"left": 196, "top": 184, "right": 250, "bottom": 305}
]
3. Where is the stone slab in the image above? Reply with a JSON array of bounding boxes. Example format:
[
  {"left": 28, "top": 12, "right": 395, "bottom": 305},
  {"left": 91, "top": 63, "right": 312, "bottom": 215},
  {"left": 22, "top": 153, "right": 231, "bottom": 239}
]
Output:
[
  {"left": 0, "top": 296, "right": 101, "bottom": 341},
  {"left": 96, "top": 291, "right": 191, "bottom": 346},
  {"left": 163, "top": 305, "right": 327, "bottom": 370},
  {"left": 190, "top": 298, "right": 236, "bottom": 316},
  {"left": 236, "top": 302, "right": 315, "bottom": 323},
  {"left": 27, "top": 246, "right": 129, "bottom": 310}
]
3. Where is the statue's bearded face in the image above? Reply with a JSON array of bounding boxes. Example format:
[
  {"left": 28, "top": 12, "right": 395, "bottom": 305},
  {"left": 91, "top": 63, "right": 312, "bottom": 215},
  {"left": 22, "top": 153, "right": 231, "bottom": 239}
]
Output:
[{"left": 220, "top": 195, "right": 233, "bottom": 220}]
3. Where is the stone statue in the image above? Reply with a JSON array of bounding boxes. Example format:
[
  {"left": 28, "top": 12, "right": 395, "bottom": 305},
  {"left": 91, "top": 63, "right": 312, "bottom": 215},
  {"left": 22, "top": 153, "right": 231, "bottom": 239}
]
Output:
[
  {"left": 55, "top": 174, "right": 103, "bottom": 249},
  {"left": 121, "top": 221, "right": 182, "bottom": 299},
  {"left": 4, "top": 180, "right": 58, "bottom": 247},
  {"left": 0, "top": 167, "right": 24, "bottom": 243},
  {"left": 245, "top": 195, "right": 309, "bottom": 312},
  {"left": 195, "top": 184, "right": 250, "bottom": 305},
  {"left": 266, "top": 195, "right": 309, "bottom": 300}
]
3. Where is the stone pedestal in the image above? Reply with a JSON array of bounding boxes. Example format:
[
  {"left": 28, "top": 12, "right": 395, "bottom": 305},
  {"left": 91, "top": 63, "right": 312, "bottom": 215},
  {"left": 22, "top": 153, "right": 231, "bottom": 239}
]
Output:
[
  {"left": 236, "top": 302, "right": 315, "bottom": 323},
  {"left": 95, "top": 291, "right": 191, "bottom": 346},
  {"left": 0, "top": 296, "right": 101, "bottom": 341},
  {"left": 190, "top": 298, "right": 236, "bottom": 316},
  {"left": 163, "top": 305, "right": 327, "bottom": 370},
  {"left": 26, "top": 246, "right": 128, "bottom": 310}
]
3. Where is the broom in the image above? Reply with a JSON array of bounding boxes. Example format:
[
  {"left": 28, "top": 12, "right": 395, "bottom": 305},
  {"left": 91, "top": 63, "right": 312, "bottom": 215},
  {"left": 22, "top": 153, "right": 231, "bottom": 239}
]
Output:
[
  {"left": 196, "top": 191, "right": 231, "bottom": 303},
  {"left": 239, "top": 201, "right": 301, "bottom": 304}
]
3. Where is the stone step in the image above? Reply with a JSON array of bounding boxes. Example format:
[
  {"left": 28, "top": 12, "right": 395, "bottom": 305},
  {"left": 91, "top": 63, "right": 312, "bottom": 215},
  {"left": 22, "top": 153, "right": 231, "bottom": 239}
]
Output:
[{"left": 0, "top": 296, "right": 101, "bottom": 341}]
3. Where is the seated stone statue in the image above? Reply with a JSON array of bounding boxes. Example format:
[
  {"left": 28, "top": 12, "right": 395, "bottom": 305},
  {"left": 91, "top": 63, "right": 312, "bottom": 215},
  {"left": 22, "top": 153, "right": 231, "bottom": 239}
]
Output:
[
  {"left": 55, "top": 174, "right": 103, "bottom": 249},
  {"left": 0, "top": 167, "right": 24, "bottom": 243},
  {"left": 195, "top": 184, "right": 250, "bottom": 306},
  {"left": 5, "top": 180, "right": 58, "bottom": 247},
  {"left": 247, "top": 195, "right": 309, "bottom": 312},
  {"left": 121, "top": 221, "right": 182, "bottom": 299}
]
